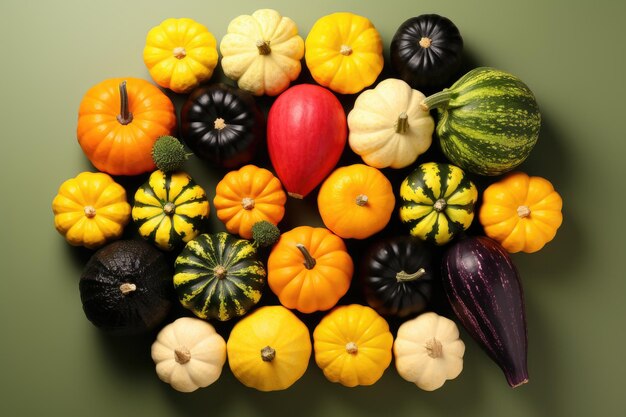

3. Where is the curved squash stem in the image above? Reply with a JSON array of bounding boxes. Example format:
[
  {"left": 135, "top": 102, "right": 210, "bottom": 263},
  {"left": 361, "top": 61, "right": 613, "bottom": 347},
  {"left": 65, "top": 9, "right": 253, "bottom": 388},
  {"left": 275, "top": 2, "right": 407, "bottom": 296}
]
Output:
[
  {"left": 395, "top": 112, "right": 409, "bottom": 134},
  {"left": 296, "top": 244, "right": 316, "bottom": 269},
  {"left": 261, "top": 346, "right": 276, "bottom": 362},
  {"left": 396, "top": 268, "right": 426, "bottom": 282},
  {"left": 420, "top": 90, "right": 455, "bottom": 112},
  {"left": 116, "top": 81, "right": 133, "bottom": 125}
]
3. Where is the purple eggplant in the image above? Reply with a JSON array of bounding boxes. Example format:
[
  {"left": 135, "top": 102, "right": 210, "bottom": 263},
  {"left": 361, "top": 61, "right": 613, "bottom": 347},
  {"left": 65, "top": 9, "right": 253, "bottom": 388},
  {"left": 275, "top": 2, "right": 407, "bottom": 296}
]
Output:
[{"left": 442, "top": 236, "right": 528, "bottom": 387}]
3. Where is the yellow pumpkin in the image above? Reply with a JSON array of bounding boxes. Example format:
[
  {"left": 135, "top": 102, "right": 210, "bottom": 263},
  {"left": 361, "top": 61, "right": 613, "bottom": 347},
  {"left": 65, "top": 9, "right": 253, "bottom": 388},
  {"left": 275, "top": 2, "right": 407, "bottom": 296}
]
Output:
[
  {"left": 305, "top": 12, "right": 384, "bottom": 94},
  {"left": 227, "top": 306, "right": 311, "bottom": 392},
  {"left": 313, "top": 304, "right": 393, "bottom": 387},
  {"left": 213, "top": 165, "right": 287, "bottom": 239},
  {"left": 52, "top": 172, "right": 131, "bottom": 249},
  {"left": 479, "top": 171, "right": 563, "bottom": 253},
  {"left": 143, "top": 18, "right": 218, "bottom": 94},
  {"left": 220, "top": 9, "right": 304, "bottom": 96},
  {"left": 317, "top": 164, "right": 395, "bottom": 239}
]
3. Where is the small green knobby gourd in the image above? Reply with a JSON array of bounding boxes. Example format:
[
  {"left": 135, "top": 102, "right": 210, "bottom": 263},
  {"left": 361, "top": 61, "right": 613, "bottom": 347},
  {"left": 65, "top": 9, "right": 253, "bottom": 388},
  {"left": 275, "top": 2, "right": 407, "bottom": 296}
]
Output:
[{"left": 152, "top": 136, "right": 191, "bottom": 172}]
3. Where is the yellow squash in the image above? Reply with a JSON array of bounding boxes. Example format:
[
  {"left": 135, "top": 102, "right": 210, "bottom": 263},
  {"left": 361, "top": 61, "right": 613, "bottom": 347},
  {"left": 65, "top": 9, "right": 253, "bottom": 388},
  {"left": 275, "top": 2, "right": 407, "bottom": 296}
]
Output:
[
  {"left": 479, "top": 171, "right": 563, "bottom": 253},
  {"left": 52, "top": 172, "right": 131, "bottom": 249},
  {"left": 305, "top": 12, "right": 383, "bottom": 94},
  {"left": 143, "top": 18, "right": 218, "bottom": 93},
  {"left": 313, "top": 304, "right": 393, "bottom": 387},
  {"left": 227, "top": 306, "right": 311, "bottom": 391}
]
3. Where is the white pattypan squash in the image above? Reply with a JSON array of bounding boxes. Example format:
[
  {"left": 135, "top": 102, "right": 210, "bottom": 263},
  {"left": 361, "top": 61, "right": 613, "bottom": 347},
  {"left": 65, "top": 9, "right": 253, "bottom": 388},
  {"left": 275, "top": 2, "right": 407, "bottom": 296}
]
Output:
[
  {"left": 220, "top": 9, "right": 304, "bottom": 96},
  {"left": 151, "top": 317, "right": 226, "bottom": 392},
  {"left": 348, "top": 78, "right": 434, "bottom": 168},
  {"left": 393, "top": 312, "right": 465, "bottom": 391}
]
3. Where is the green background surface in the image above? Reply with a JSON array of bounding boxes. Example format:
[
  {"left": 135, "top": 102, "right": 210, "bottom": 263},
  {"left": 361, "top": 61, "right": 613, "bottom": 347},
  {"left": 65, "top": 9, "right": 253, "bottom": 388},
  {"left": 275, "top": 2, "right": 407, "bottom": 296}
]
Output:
[{"left": 1, "top": 0, "right": 624, "bottom": 416}]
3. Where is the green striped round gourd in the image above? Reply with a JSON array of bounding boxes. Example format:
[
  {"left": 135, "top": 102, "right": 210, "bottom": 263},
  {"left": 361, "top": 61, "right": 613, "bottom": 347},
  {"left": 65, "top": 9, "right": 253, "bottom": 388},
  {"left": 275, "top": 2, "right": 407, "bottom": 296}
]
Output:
[
  {"left": 421, "top": 67, "right": 541, "bottom": 176},
  {"left": 132, "top": 170, "right": 209, "bottom": 251},
  {"left": 174, "top": 232, "right": 265, "bottom": 321},
  {"left": 399, "top": 162, "right": 477, "bottom": 245}
]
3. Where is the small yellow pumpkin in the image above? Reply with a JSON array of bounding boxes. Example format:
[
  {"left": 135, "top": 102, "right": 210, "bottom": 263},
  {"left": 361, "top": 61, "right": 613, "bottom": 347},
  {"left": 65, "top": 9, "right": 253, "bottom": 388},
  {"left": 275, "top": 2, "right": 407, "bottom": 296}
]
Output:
[
  {"left": 227, "top": 306, "right": 311, "bottom": 391},
  {"left": 143, "top": 18, "right": 218, "bottom": 93},
  {"left": 52, "top": 172, "right": 131, "bottom": 249},
  {"left": 220, "top": 9, "right": 305, "bottom": 96},
  {"left": 305, "top": 12, "right": 384, "bottom": 94},
  {"left": 479, "top": 171, "right": 563, "bottom": 253},
  {"left": 213, "top": 165, "right": 287, "bottom": 239},
  {"left": 393, "top": 312, "right": 465, "bottom": 391},
  {"left": 317, "top": 164, "right": 395, "bottom": 239},
  {"left": 313, "top": 304, "right": 393, "bottom": 387},
  {"left": 151, "top": 317, "right": 226, "bottom": 393}
]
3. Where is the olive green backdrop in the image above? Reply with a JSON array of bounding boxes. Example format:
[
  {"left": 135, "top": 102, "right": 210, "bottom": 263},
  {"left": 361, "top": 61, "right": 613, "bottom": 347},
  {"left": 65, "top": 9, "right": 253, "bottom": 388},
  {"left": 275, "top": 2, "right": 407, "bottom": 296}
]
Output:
[{"left": 1, "top": 0, "right": 623, "bottom": 416}]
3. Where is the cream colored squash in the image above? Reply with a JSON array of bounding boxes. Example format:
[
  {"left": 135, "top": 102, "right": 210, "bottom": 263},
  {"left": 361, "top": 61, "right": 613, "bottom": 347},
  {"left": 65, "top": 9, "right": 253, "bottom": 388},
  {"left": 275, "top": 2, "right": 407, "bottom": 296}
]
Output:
[
  {"left": 220, "top": 9, "right": 304, "bottom": 96},
  {"left": 393, "top": 312, "right": 465, "bottom": 391},
  {"left": 348, "top": 78, "right": 434, "bottom": 169},
  {"left": 151, "top": 317, "right": 226, "bottom": 393}
]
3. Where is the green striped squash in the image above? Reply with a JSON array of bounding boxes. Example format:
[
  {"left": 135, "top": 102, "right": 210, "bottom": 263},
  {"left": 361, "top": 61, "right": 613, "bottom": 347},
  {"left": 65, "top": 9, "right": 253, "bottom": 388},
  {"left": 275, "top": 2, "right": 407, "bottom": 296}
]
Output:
[
  {"left": 422, "top": 67, "right": 541, "bottom": 176},
  {"left": 132, "top": 170, "right": 209, "bottom": 251},
  {"left": 399, "top": 162, "right": 477, "bottom": 245},
  {"left": 174, "top": 232, "right": 265, "bottom": 321}
]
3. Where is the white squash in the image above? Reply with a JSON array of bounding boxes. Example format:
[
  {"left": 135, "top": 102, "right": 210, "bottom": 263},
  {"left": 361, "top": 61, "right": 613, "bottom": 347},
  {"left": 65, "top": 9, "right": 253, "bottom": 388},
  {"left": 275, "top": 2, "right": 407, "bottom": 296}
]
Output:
[
  {"left": 347, "top": 78, "right": 434, "bottom": 169},
  {"left": 151, "top": 317, "right": 227, "bottom": 392},
  {"left": 393, "top": 312, "right": 465, "bottom": 391},
  {"left": 220, "top": 9, "right": 304, "bottom": 96}
]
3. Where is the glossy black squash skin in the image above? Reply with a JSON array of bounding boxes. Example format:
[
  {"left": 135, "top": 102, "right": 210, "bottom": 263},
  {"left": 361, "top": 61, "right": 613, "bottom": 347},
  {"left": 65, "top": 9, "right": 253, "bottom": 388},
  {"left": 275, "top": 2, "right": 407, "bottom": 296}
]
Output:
[
  {"left": 360, "top": 236, "right": 440, "bottom": 318},
  {"left": 390, "top": 14, "right": 463, "bottom": 93},
  {"left": 79, "top": 240, "right": 173, "bottom": 335},
  {"left": 180, "top": 83, "right": 265, "bottom": 168}
]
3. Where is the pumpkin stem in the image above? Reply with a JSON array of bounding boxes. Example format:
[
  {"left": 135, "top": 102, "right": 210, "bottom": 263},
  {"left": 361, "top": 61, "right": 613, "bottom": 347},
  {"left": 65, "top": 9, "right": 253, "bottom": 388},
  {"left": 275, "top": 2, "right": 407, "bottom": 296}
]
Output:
[
  {"left": 517, "top": 205, "right": 531, "bottom": 218},
  {"left": 395, "top": 112, "right": 409, "bottom": 134},
  {"left": 256, "top": 40, "right": 271, "bottom": 55},
  {"left": 84, "top": 205, "right": 97, "bottom": 218},
  {"left": 419, "top": 37, "right": 432, "bottom": 48},
  {"left": 288, "top": 192, "right": 304, "bottom": 199},
  {"left": 163, "top": 202, "right": 176, "bottom": 215},
  {"left": 241, "top": 197, "right": 255, "bottom": 210},
  {"left": 174, "top": 347, "right": 191, "bottom": 364},
  {"left": 214, "top": 266, "right": 227, "bottom": 280},
  {"left": 261, "top": 346, "right": 276, "bottom": 362},
  {"left": 214, "top": 118, "right": 227, "bottom": 130},
  {"left": 433, "top": 198, "right": 447, "bottom": 212},
  {"left": 425, "top": 338, "right": 443, "bottom": 359},
  {"left": 173, "top": 46, "right": 186, "bottom": 59},
  {"left": 119, "top": 283, "right": 137, "bottom": 295},
  {"left": 396, "top": 268, "right": 426, "bottom": 282},
  {"left": 420, "top": 90, "right": 455, "bottom": 112},
  {"left": 340, "top": 44, "right": 352, "bottom": 56},
  {"left": 356, "top": 194, "right": 369, "bottom": 206},
  {"left": 116, "top": 81, "right": 133, "bottom": 125},
  {"left": 345, "top": 342, "right": 358, "bottom": 355},
  {"left": 296, "top": 244, "right": 316, "bottom": 269}
]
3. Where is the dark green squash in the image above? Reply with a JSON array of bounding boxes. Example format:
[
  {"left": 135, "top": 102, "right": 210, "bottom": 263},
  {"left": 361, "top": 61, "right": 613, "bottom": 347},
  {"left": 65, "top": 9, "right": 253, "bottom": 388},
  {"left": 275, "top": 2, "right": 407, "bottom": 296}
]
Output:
[
  {"left": 79, "top": 240, "right": 173, "bottom": 335},
  {"left": 360, "top": 236, "right": 441, "bottom": 318},
  {"left": 174, "top": 232, "right": 266, "bottom": 321}
]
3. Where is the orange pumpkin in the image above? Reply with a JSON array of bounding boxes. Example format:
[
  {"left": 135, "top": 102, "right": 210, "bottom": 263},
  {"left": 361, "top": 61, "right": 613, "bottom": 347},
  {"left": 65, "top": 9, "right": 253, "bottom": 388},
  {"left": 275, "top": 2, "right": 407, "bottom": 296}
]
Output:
[
  {"left": 317, "top": 164, "right": 395, "bottom": 239},
  {"left": 479, "top": 171, "right": 563, "bottom": 253},
  {"left": 77, "top": 77, "right": 177, "bottom": 176},
  {"left": 267, "top": 226, "right": 353, "bottom": 313},
  {"left": 214, "top": 165, "right": 287, "bottom": 239}
]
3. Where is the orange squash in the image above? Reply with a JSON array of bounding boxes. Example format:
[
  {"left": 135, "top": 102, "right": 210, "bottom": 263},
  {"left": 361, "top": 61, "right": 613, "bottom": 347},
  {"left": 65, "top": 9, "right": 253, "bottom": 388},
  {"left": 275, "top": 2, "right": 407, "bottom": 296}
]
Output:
[
  {"left": 267, "top": 226, "right": 353, "bottom": 313},
  {"left": 479, "top": 171, "right": 563, "bottom": 253},
  {"left": 317, "top": 164, "right": 395, "bottom": 239},
  {"left": 213, "top": 165, "right": 287, "bottom": 239},
  {"left": 77, "top": 77, "right": 177, "bottom": 176}
]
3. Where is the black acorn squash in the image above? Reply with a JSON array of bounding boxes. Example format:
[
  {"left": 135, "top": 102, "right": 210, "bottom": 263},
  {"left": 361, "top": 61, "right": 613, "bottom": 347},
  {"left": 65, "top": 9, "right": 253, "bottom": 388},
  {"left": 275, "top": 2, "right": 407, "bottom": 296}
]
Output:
[
  {"left": 360, "top": 236, "right": 440, "bottom": 318},
  {"left": 180, "top": 83, "right": 265, "bottom": 168},
  {"left": 79, "top": 240, "right": 173, "bottom": 335},
  {"left": 390, "top": 14, "right": 463, "bottom": 93}
]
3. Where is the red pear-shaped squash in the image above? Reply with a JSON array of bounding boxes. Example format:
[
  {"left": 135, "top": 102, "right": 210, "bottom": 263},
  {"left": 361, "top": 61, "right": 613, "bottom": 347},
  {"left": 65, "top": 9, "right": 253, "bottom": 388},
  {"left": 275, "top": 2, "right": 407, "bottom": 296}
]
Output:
[{"left": 267, "top": 84, "right": 347, "bottom": 198}]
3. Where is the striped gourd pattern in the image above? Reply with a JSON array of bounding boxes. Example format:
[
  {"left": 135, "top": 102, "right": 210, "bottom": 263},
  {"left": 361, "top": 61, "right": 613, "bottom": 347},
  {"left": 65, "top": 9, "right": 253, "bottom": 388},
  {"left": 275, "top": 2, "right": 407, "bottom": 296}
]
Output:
[
  {"left": 174, "top": 232, "right": 265, "bottom": 321},
  {"left": 399, "top": 162, "right": 477, "bottom": 245},
  {"left": 132, "top": 170, "right": 209, "bottom": 251},
  {"left": 426, "top": 67, "right": 541, "bottom": 176}
]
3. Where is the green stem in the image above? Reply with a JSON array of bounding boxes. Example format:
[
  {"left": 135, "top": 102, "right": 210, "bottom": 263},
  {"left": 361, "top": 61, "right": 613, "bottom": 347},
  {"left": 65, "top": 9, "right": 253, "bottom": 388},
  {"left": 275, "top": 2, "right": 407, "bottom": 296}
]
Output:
[
  {"left": 395, "top": 112, "right": 409, "bottom": 134},
  {"left": 116, "top": 81, "right": 133, "bottom": 125},
  {"left": 420, "top": 90, "right": 455, "bottom": 112},
  {"left": 396, "top": 268, "right": 426, "bottom": 282}
]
